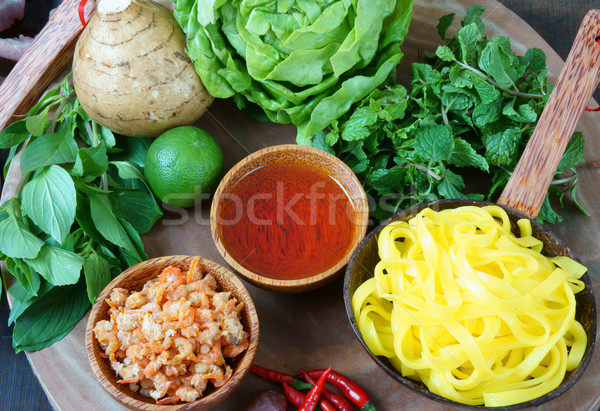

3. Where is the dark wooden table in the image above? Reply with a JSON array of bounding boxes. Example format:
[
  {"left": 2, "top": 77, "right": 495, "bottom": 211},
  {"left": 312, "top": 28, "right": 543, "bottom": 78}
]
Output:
[{"left": 0, "top": 1, "right": 598, "bottom": 409}]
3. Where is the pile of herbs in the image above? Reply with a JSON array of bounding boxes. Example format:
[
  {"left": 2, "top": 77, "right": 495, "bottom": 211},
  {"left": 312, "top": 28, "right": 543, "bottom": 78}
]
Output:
[
  {"left": 0, "top": 74, "right": 162, "bottom": 352},
  {"left": 311, "top": 5, "right": 587, "bottom": 223}
]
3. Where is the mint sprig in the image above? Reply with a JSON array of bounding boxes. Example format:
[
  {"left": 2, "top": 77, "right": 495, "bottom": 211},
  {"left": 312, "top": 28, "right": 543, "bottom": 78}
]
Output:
[{"left": 314, "top": 5, "right": 587, "bottom": 223}]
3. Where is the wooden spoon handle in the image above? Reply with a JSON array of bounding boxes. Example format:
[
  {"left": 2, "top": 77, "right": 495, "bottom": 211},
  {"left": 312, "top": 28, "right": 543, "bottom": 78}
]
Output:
[
  {"left": 498, "top": 9, "right": 600, "bottom": 219},
  {"left": 0, "top": 0, "right": 98, "bottom": 131}
]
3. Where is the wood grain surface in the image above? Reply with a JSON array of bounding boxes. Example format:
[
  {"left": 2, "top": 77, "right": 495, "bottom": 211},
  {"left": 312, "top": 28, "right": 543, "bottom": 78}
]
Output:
[
  {"left": 0, "top": 0, "right": 97, "bottom": 131},
  {"left": 1, "top": 1, "right": 600, "bottom": 410}
]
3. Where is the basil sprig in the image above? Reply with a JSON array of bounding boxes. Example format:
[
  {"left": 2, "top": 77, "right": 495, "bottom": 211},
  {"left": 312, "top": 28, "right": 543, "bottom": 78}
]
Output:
[{"left": 0, "top": 74, "right": 163, "bottom": 352}]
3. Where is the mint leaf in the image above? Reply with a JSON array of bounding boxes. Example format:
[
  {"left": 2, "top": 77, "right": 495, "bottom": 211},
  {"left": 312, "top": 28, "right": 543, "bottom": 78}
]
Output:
[
  {"left": 485, "top": 126, "right": 521, "bottom": 165},
  {"left": 457, "top": 23, "right": 481, "bottom": 63},
  {"left": 21, "top": 165, "right": 76, "bottom": 244},
  {"left": 479, "top": 37, "right": 519, "bottom": 90},
  {"left": 462, "top": 4, "right": 485, "bottom": 34},
  {"left": 20, "top": 128, "right": 78, "bottom": 173},
  {"left": 524, "top": 48, "right": 546, "bottom": 73},
  {"left": 26, "top": 245, "right": 84, "bottom": 286},
  {"left": 341, "top": 107, "right": 377, "bottom": 141},
  {"left": 414, "top": 125, "right": 454, "bottom": 162},
  {"left": 536, "top": 195, "right": 563, "bottom": 224},
  {"left": 368, "top": 167, "right": 408, "bottom": 195},
  {"left": 470, "top": 74, "right": 500, "bottom": 105},
  {"left": 450, "top": 138, "right": 489, "bottom": 171},
  {"left": 437, "top": 12, "right": 455, "bottom": 41},
  {"left": 438, "top": 169, "right": 465, "bottom": 198},
  {"left": 436, "top": 46, "right": 456, "bottom": 62},
  {"left": 558, "top": 132, "right": 584, "bottom": 170},
  {"left": 472, "top": 98, "right": 503, "bottom": 127},
  {"left": 311, "top": 131, "right": 336, "bottom": 155}
]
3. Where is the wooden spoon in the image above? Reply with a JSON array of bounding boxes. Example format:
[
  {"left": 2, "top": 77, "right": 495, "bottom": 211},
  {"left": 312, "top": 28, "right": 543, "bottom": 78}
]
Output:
[
  {"left": 0, "top": 0, "right": 98, "bottom": 131},
  {"left": 497, "top": 9, "right": 600, "bottom": 218}
]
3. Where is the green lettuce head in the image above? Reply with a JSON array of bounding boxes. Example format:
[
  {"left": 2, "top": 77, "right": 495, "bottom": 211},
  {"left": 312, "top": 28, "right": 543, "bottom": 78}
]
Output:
[{"left": 174, "top": 0, "right": 413, "bottom": 144}]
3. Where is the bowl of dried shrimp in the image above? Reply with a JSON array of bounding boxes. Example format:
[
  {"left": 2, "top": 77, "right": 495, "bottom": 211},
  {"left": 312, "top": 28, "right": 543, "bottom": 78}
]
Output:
[{"left": 85, "top": 255, "right": 259, "bottom": 410}]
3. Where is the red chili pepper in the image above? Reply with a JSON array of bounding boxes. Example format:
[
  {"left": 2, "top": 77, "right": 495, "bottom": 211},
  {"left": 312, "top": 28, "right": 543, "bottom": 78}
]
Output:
[
  {"left": 307, "top": 369, "right": 376, "bottom": 411},
  {"left": 299, "top": 366, "right": 331, "bottom": 411},
  {"left": 300, "top": 369, "right": 354, "bottom": 411},
  {"left": 78, "top": 0, "right": 88, "bottom": 27},
  {"left": 282, "top": 381, "right": 337, "bottom": 411},
  {"left": 282, "top": 381, "right": 306, "bottom": 408},
  {"left": 251, "top": 364, "right": 295, "bottom": 385}
]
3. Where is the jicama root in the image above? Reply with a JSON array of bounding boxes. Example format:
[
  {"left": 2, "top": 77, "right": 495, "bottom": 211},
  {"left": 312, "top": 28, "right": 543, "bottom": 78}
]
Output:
[{"left": 72, "top": 0, "right": 213, "bottom": 137}]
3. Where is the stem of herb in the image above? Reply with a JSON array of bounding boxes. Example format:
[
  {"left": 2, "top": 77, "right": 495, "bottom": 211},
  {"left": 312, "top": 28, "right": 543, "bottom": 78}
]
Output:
[
  {"left": 456, "top": 61, "right": 543, "bottom": 100},
  {"left": 47, "top": 90, "right": 76, "bottom": 133}
]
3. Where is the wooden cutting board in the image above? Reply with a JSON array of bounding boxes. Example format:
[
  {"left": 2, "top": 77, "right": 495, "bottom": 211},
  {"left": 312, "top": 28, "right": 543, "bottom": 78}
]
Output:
[{"left": 2, "top": 0, "right": 600, "bottom": 409}]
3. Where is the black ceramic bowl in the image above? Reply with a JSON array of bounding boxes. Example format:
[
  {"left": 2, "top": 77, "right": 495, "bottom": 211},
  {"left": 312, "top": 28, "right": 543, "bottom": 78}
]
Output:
[{"left": 343, "top": 199, "right": 596, "bottom": 409}]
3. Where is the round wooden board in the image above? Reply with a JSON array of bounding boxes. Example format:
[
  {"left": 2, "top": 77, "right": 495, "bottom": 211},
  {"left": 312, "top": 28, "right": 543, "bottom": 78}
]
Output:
[{"left": 2, "top": 0, "right": 600, "bottom": 409}]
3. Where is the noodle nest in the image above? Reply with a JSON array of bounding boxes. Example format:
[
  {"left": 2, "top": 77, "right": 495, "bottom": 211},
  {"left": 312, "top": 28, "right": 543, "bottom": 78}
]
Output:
[{"left": 352, "top": 205, "right": 587, "bottom": 406}]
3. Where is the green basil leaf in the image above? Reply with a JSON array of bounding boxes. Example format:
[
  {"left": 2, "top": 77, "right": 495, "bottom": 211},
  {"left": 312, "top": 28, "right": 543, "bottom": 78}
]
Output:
[
  {"left": 88, "top": 192, "right": 138, "bottom": 256},
  {"left": 25, "top": 106, "right": 50, "bottom": 137},
  {"left": 119, "top": 218, "right": 147, "bottom": 262},
  {"left": 6, "top": 258, "right": 41, "bottom": 296},
  {"left": 75, "top": 193, "right": 112, "bottom": 248},
  {"left": 7, "top": 280, "right": 54, "bottom": 326},
  {"left": 83, "top": 251, "right": 111, "bottom": 304},
  {"left": 100, "top": 126, "right": 116, "bottom": 148},
  {"left": 110, "top": 188, "right": 163, "bottom": 234},
  {"left": 78, "top": 144, "right": 109, "bottom": 178},
  {"left": 21, "top": 165, "right": 76, "bottom": 244},
  {"left": 12, "top": 280, "right": 89, "bottom": 353},
  {"left": 0, "top": 120, "right": 30, "bottom": 149},
  {"left": 109, "top": 160, "right": 146, "bottom": 183},
  {"left": 20, "top": 128, "right": 78, "bottom": 173},
  {"left": 0, "top": 211, "right": 44, "bottom": 259},
  {"left": 26, "top": 245, "right": 84, "bottom": 286}
]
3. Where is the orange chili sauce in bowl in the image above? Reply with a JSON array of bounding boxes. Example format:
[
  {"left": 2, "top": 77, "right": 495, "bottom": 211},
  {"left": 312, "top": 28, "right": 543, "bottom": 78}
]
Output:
[{"left": 210, "top": 145, "right": 369, "bottom": 292}]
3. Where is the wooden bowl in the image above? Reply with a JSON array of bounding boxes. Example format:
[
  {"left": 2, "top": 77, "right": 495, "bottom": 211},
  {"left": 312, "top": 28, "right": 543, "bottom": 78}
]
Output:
[
  {"left": 210, "top": 144, "right": 369, "bottom": 293},
  {"left": 85, "top": 255, "right": 259, "bottom": 410},
  {"left": 344, "top": 199, "right": 596, "bottom": 409}
]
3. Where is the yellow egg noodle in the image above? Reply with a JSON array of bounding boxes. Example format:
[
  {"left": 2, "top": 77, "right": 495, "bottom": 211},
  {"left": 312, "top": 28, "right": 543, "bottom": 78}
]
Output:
[{"left": 352, "top": 205, "right": 587, "bottom": 407}]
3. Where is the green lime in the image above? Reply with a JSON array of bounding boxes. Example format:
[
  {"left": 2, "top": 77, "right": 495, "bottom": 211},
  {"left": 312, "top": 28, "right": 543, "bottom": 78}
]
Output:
[{"left": 144, "top": 126, "right": 224, "bottom": 207}]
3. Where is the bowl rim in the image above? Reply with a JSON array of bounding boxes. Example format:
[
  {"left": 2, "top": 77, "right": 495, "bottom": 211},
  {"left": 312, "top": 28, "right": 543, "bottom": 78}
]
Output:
[
  {"left": 210, "top": 144, "right": 369, "bottom": 292},
  {"left": 343, "top": 198, "right": 597, "bottom": 409},
  {"left": 85, "top": 254, "right": 260, "bottom": 410}
]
